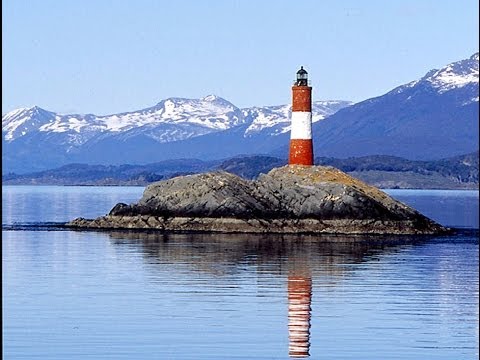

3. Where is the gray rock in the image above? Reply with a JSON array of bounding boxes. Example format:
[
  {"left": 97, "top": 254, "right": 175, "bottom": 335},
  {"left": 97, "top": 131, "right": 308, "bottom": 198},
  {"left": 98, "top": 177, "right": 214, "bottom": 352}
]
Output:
[{"left": 67, "top": 165, "right": 448, "bottom": 235}]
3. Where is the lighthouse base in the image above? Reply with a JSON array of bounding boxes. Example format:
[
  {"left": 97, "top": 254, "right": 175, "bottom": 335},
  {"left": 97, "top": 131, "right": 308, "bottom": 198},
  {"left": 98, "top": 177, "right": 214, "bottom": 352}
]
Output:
[{"left": 289, "top": 139, "right": 314, "bottom": 166}]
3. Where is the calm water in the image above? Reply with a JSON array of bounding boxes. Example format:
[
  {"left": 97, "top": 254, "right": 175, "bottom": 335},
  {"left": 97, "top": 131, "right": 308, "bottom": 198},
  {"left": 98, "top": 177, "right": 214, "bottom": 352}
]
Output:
[{"left": 2, "top": 186, "right": 479, "bottom": 359}]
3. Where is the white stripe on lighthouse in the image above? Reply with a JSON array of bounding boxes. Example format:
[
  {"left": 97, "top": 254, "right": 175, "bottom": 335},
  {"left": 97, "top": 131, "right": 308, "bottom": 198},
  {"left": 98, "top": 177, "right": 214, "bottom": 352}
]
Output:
[{"left": 290, "top": 112, "right": 312, "bottom": 139}]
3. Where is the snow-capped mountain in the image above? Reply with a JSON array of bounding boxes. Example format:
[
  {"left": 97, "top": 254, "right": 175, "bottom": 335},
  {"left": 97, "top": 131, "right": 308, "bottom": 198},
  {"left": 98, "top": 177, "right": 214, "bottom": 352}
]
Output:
[
  {"left": 418, "top": 52, "right": 478, "bottom": 95},
  {"left": 3, "top": 106, "right": 57, "bottom": 141},
  {"left": 2, "top": 95, "right": 245, "bottom": 146},
  {"left": 3, "top": 97, "right": 351, "bottom": 145},
  {"left": 2, "top": 95, "right": 351, "bottom": 173},
  {"left": 243, "top": 100, "right": 352, "bottom": 137},
  {"left": 269, "top": 52, "right": 479, "bottom": 160}
]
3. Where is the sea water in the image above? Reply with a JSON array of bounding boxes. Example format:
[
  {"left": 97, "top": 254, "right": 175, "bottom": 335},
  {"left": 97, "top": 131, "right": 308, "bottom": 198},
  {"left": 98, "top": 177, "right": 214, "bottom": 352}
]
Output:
[{"left": 2, "top": 186, "right": 479, "bottom": 359}]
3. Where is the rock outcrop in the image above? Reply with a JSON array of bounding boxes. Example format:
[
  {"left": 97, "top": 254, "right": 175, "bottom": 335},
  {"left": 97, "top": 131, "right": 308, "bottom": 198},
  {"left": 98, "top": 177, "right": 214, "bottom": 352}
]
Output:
[{"left": 67, "top": 165, "right": 448, "bottom": 235}]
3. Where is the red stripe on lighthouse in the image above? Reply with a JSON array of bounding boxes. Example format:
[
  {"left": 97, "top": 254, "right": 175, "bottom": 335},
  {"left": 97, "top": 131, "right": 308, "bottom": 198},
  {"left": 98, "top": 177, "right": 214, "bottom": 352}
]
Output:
[
  {"left": 289, "top": 139, "right": 314, "bottom": 165},
  {"left": 292, "top": 86, "right": 312, "bottom": 112}
]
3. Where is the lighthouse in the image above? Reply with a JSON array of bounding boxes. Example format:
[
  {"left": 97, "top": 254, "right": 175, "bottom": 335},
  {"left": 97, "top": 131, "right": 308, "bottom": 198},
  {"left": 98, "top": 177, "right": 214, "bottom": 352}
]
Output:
[{"left": 289, "top": 66, "right": 314, "bottom": 166}]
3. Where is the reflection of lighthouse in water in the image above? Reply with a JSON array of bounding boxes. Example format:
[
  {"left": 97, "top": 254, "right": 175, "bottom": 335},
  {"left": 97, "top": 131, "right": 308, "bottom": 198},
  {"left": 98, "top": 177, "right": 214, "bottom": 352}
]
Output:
[{"left": 288, "top": 274, "right": 312, "bottom": 358}]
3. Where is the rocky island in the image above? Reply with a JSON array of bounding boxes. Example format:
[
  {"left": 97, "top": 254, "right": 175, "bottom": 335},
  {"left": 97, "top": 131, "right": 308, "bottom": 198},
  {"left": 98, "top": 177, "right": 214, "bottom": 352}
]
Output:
[{"left": 67, "top": 165, "right": 448, "bottom": 235}]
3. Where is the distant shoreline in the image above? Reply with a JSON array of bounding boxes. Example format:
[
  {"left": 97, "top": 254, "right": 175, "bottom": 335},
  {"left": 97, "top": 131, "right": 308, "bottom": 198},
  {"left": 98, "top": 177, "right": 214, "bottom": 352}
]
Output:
[
  {"left": 2, "top": 182, "right": 478, "bottom": 190},
  {"left": 3, "top": 152, "right": 478, "bottom": 190}
]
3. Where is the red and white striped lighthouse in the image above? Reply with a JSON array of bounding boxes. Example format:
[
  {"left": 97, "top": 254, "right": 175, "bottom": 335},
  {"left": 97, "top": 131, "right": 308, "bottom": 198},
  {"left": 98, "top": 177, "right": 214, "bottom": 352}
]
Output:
[{"left": 289, "top": 66, "right": 314, "bottom": 166}]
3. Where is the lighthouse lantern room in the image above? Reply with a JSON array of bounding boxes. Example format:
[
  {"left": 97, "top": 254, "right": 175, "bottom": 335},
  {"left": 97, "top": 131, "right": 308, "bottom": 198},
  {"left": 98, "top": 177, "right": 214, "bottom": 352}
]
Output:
[
  {"left": 289, "top": 66, "right": 314, "bottom": 166},
  {"left": 295, "top": 66, "right": 308, "bottom": 86}
]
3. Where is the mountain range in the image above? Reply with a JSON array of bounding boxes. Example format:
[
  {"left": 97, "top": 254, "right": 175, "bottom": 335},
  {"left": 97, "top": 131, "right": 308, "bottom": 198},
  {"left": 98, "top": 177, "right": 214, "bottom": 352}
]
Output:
[
  {"left": 303, "top": 52, "right": 479, "bottom": 160},
  {"left": 2, "top": 53, "right": 478, "bottom": 174},
  {"left": 2, "top": 96, "right": 350, "bottom": 173}
]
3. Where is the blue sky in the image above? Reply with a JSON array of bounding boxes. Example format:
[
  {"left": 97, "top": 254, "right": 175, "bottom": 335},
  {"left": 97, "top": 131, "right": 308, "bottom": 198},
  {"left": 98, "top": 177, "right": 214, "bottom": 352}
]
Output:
[{"left": 2, "top": 0, "right": 479, "bottom": 115}]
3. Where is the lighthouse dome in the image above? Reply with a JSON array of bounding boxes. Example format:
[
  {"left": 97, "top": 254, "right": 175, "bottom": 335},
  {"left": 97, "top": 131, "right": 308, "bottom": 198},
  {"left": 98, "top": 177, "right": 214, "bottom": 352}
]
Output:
[
  {"left": 295, "top": 66, "right": 308, "bottom": 86},
  {"left": 297, "top": 66, "right": 308, "bottom": 76}
]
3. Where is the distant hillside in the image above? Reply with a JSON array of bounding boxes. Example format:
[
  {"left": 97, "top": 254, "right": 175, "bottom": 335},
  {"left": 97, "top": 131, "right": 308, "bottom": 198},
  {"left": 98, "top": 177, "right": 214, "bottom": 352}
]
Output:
[
  {"left": 1, "top": 159, "right": 220, "bottom": 186},
  {"left": 315, "top": 152, "right": 479, "bottom": 189},
  {"left": 316, "top": 151, "right": 479, "bottom": 183},
  {"left": 3, "top": 152, "right": 478, "bottom": 189}
]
